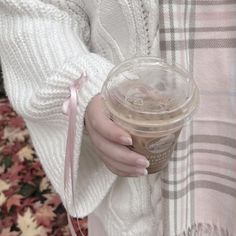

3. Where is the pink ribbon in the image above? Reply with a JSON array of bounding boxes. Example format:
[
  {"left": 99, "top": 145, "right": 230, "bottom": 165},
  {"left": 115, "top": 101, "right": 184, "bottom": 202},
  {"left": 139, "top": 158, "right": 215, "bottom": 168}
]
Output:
[{"left": 62, "top": 72, "right": 87, "bottom": 236}]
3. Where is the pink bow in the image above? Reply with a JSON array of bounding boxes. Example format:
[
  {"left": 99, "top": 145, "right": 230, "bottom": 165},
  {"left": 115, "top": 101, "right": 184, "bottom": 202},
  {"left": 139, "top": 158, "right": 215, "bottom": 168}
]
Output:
[{"left": 62, "top": 72, "right": 87, "bottom": 236}]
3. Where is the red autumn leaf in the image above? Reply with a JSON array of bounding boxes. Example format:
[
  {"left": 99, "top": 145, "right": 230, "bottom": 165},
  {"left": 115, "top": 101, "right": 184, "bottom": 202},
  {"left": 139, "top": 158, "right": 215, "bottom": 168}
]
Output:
[
  {"left": 2, "top": 142, "right": 22, "bottom": 156},
  {"left": 9, "top": 162, "right": 24, "bottom": 176},
  {"left": 31, "top": 162, "right": 45, "bottom": 177},
  {"left": 12, "top": 153, "right": 22, "bottom": 164},
  {"left": 0, "top": 227, "right": 19, "bottom": 236},
  {"left": 0, "top": 216, "right": 15, "bottom": 230},
  {"left": 3, "top": 185, "right": 19, "bottom": 197},
  {"left": 79, "top": 218, "right": 88, "bottom": 229},
  {"left": 2, "top": 145, "right": 13, "bottom": 155},
  {"left": 31, "top": 161, "right": 41, "bottom": 170},
  {"left": 8, "top": 117, "right": 25, "bottom": 129},
  {"left": 0, "top": 103, "right": 11, "bottom": 114},
  {"left": 0, "top": 130, "right": 4, "bottom": 139},
  {"left": 44, "top": 193, "right": 62, "bottom": 208},
  {"left": 8, "top": 163, "right": 24, "bottom": 182},
  {"left": 21, "top": 172, "right": 35, "bottom": 183},
  {"left": 35, "top": 205, "right": 56, "bottom": 227},
  {"left": 0, "top": 119, "right": 7, "bottom": 127},
  {"left": 21, "top": 196, "right": 38, "bottom": 209},
  {"left": 6, "top": 194, "right": 23, "bottom": 212},
  {"left": 12, "top": 142, "right": 24, "bottom": 153}
]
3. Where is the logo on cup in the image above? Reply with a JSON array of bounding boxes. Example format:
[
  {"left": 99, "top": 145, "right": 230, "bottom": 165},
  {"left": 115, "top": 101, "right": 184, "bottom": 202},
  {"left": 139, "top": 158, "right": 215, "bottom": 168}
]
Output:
[{"left": 146, "top": 134, "right": 176, "bottom": 154}]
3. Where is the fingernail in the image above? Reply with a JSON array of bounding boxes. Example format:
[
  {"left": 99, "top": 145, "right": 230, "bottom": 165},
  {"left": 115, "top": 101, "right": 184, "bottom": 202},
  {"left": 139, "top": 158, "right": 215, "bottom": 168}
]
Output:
[
  {"left": 136, "top": 169, "right": 148, "bottom": 176},
  {"left": 136, "top": 158, "right": 150, "bottom": 168},
  {"left": 120, "top": 136, "right": 132, "bottom": 146}
]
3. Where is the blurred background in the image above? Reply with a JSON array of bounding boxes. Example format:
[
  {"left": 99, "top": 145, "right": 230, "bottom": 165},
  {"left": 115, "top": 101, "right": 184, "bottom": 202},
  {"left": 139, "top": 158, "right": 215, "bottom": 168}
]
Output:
[{"left": 0, "top": 64, "right": 5, "bottom": 98}]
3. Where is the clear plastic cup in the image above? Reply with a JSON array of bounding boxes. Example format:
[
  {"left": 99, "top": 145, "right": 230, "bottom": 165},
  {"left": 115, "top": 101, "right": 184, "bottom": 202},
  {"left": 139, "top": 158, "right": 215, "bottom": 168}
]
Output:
[{"left": 102, "top": 57, "right": 199, "bottom": 174}]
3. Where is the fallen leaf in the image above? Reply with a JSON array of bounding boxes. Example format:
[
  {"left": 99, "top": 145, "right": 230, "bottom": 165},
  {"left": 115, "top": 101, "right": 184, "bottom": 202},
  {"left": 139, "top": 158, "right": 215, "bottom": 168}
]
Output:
[
  {"left": 0, "top": 216, "right": 15, "bottom": 230},
  {"left": 1, "top": 145, "right": 13, "bottom": 155},
  {"left": 39, "top": 177, "right": 50, "bottom": 192},
  {"left": 7, "top": 163, "right": 24, "bottom": 182},
  {"left": 0, "top": 227, "right": 19, "bottom": 236},
  {"left": 21, "top": 196, "right": 38, "bottom": 208},
  {"left": 17, "top": 208, "right": 49, "bottom": 236},
  {"left": 35, "top": 205, "right": 56, "bottom": 227},
  {"left": 0, "top": 103, "right": 11, "bottom": 114},
  {"left": 0, "top": 129, "right": 4, "bottom": 139},
  {"left": 44, "top": 193, "right": 62, "bottom": 208},
  {"left": 60, "top": 225, "right": 71, "bottom": 236},
  {"left": 8, "top": 117, "right": 25, "bottom": 129},
  {"left": 0, "top": 179, "right": 11, "bottom": 192},
  {"left": 2, "top": 185, "right": 18, "bottom": 198},
  {"left": 31, "top": 161, "right": 45, "bottom": 177},
  {"left": 18, "top": 183, "right": 36, "bottom": 198},
  {"left": 17, "top": 146, "right": 35, "bottom": 162},
  {"left": 6, "top": 194, "right": 23, "bottom": 212},
  {"left": 0, "top": 192, "right": 7, "bottom": 206},
  {"left": 0, "top": 165, "right": 5, "bottom": 174},
  {"left": 3, "top": 127, "right": 28, "bottom": 143}
]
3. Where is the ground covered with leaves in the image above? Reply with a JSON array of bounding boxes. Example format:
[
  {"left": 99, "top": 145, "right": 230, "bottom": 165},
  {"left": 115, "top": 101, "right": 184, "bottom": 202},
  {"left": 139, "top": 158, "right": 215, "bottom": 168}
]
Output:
[{"left": 0, "top": 98, "right": 88, "bottom": 236}]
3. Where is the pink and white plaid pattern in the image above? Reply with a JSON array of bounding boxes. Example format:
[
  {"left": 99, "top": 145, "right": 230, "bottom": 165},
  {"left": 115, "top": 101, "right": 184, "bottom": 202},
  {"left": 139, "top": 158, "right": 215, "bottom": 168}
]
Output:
[{"left": 159, "top": 1, "right": 236, "bottom": 235}]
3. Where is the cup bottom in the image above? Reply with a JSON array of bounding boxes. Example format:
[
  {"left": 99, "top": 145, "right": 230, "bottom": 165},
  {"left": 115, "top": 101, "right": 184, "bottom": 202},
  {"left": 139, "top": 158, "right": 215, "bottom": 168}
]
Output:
[{"left": 129, "top": 129, "right": 181, "bottom": 174}]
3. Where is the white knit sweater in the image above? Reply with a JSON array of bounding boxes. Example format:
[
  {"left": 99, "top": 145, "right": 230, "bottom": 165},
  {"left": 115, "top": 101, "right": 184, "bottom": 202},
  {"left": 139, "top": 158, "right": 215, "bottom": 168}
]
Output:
[
  {"left": 0, "top": 0, "right": 119, "bottom": 215},
  {"left": 0, "top": 0, "right": 160, "bottom": 230}
]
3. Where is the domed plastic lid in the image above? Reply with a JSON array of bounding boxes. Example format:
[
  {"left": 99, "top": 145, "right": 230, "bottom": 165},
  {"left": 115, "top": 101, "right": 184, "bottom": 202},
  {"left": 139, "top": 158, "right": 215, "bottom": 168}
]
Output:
[{"left": 102, "top": 57, "right": 199, "bottom": 133}]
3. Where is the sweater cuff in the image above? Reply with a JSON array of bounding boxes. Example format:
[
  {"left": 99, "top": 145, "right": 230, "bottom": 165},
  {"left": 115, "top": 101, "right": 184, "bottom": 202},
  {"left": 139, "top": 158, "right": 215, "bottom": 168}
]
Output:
[{"left": 58, "top": 53, "right": 116, "bottom": 217}]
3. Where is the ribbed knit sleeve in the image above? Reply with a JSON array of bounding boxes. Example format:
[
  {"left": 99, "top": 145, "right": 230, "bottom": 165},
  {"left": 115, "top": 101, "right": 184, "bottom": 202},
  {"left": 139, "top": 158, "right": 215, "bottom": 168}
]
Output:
[{"left": 0, "top": 0, "right": 117, "bottom": 217}]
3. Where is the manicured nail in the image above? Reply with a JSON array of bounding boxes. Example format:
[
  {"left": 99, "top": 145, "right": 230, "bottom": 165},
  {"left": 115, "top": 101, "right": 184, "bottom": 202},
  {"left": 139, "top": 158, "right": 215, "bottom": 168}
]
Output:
[
  {"left": 136, "top": 158, "right": 150, "bottom": 168},
  {"left": 137, "top": 169, "right": 148, "bottom": 176},
  {"left": 120, "top": 136, "right": 132, "bottom": 146}
]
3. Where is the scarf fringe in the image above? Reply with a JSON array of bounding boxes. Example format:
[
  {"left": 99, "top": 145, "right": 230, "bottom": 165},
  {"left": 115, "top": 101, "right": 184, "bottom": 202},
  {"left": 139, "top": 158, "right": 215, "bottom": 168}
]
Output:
[{"left": 178, "top": 223, "right": 232, "bottom": 236}]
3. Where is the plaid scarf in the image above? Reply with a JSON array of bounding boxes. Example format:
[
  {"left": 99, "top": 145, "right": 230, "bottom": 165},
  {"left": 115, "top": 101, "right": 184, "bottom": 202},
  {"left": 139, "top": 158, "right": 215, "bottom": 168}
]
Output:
[{"left": 159, "top": 1, "right": 236, "bottom": 235}]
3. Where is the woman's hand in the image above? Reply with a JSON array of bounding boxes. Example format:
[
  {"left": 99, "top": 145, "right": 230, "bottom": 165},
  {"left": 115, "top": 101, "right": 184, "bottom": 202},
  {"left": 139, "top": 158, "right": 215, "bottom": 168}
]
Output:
[{"left": 85, "top": 94, "right": 149, "bottom": 177}]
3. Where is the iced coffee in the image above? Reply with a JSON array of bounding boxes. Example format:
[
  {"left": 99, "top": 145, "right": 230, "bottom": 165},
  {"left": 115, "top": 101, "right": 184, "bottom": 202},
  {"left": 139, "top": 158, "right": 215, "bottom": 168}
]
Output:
[{"left": 102, "top": 57, "right": 199, "bottom": 174}]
